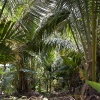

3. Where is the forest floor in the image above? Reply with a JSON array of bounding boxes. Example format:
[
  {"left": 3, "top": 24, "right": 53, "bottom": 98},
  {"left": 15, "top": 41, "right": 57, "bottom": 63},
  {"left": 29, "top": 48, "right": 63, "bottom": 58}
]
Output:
[{"left": 0, "top": 90, "right": 100, "bottom": 100}]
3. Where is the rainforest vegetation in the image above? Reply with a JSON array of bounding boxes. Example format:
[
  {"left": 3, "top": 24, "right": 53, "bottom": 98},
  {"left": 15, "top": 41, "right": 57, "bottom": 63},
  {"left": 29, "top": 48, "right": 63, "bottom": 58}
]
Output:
[{"left": 0, "top": 0, "right": 100, "bottom": 100}]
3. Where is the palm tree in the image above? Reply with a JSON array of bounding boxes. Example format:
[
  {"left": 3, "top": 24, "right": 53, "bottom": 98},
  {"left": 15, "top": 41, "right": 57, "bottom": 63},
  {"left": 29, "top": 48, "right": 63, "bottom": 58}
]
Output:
[
  {"left": 0, "top": 0, "right": 34, "bottom": 93},
  {"left": 0, "top": 0, "right": 100, "bottom": 95},
  {"left": 41, "top": 0, "right": 99, "bottom": 80},
  {"left": 0, "top": 0, "right": 31, "bottom": 66},
  {"left": 23, "top": 0, "right": 100, "bottom": 95}
]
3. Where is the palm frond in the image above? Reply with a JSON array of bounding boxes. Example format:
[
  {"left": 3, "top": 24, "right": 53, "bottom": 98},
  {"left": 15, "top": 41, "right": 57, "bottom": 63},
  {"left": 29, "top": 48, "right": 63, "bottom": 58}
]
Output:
[
  {"left": 0, "top": 0, "right": 33, "bottom": 20},
  {"left": 0, "top": 0, "right": 7, "bottom": 18},
  {"left": 33, "top": 9, "right": 70, "bottom": 41},
  {"left": 0, "top": 54, "right": 15, "bottom": 65},
  {"left": 1, "top": 74, "right": 13, "bottom": 90},
  {"left": 20, "top": 68, "right": 35, "bottom": 74},
  {"left": 44, "top": 37, "right": 80, "bottom": 51}
]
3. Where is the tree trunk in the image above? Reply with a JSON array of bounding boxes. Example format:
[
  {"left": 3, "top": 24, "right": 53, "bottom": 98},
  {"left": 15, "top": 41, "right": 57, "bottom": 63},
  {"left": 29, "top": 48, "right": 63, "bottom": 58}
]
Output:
[{"left": 18, "top": 53, "right": 29, "bottom": 93}]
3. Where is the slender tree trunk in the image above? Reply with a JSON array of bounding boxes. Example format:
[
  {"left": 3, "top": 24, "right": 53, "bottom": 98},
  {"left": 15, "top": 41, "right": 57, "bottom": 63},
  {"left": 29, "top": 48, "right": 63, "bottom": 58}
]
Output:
[
  {"left": 39, "top": 79, "right": 41, "bottom": 92},
  {"left": 92, "top": 0, "right": 97, "bottom": 82},
  {"left": 97, "top": 54, "right": 100, "bottom": 82},
  {"left": 47, "top": 79, "right": 49, "bottom": 93},
  {"left": 18, "top": 53, "right": 28, "bottom": 92}
]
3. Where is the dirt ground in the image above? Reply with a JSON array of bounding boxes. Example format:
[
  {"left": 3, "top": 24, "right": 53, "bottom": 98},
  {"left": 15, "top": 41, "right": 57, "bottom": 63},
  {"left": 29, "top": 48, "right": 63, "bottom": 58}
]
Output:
[{"left": 0, "top": 90, "right": 100, "bottom": 100}]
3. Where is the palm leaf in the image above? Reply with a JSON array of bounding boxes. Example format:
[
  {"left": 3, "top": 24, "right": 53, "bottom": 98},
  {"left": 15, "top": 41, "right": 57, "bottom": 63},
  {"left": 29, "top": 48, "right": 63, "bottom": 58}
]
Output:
[
  {"left": 1, "top": 74, "right": 13, "bottom": 90},
  {"left": 0, "top": 0, "right": 7, "bottom": 18},
  {"left": 33, "top": 9, "right": 70, "bottom": 41},
  {"left": 0, "top": 20, "right": 12, "bottom": 41},
  {"left": 87, "top": 80, "right": 100, "bottom": 92},
  {"left": 44, "top": 38, "right": 78, "bottom": 51},
  {"left": 20, "top": 68, "right": 35, "bottom": 74}
]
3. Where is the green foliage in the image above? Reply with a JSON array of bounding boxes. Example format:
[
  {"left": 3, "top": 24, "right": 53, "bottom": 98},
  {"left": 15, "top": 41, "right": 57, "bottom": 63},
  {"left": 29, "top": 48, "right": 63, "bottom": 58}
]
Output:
[
  {"left": 32, "top": 5, "right": 70, "bottom": 42},
  {"left": 0, "top": 0, "right": 8, "bottom": 18},
  {"left": 0, "top": 0, "right": 99, "bottom": 95},
  {"left": 20, "top": 68, "right": 35, "bottom": 74},
  {"left": 0, "top": 43, "right": 14, "bottom": 64},
  {"left": 87, "top": 80, "right": 100, "bottom": 92},
  {"left": 1, "top": 74, "right": 14, "bottom": 91},
  {"left": 0, "top": 68, "right": 4, "bottom": 74}
]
